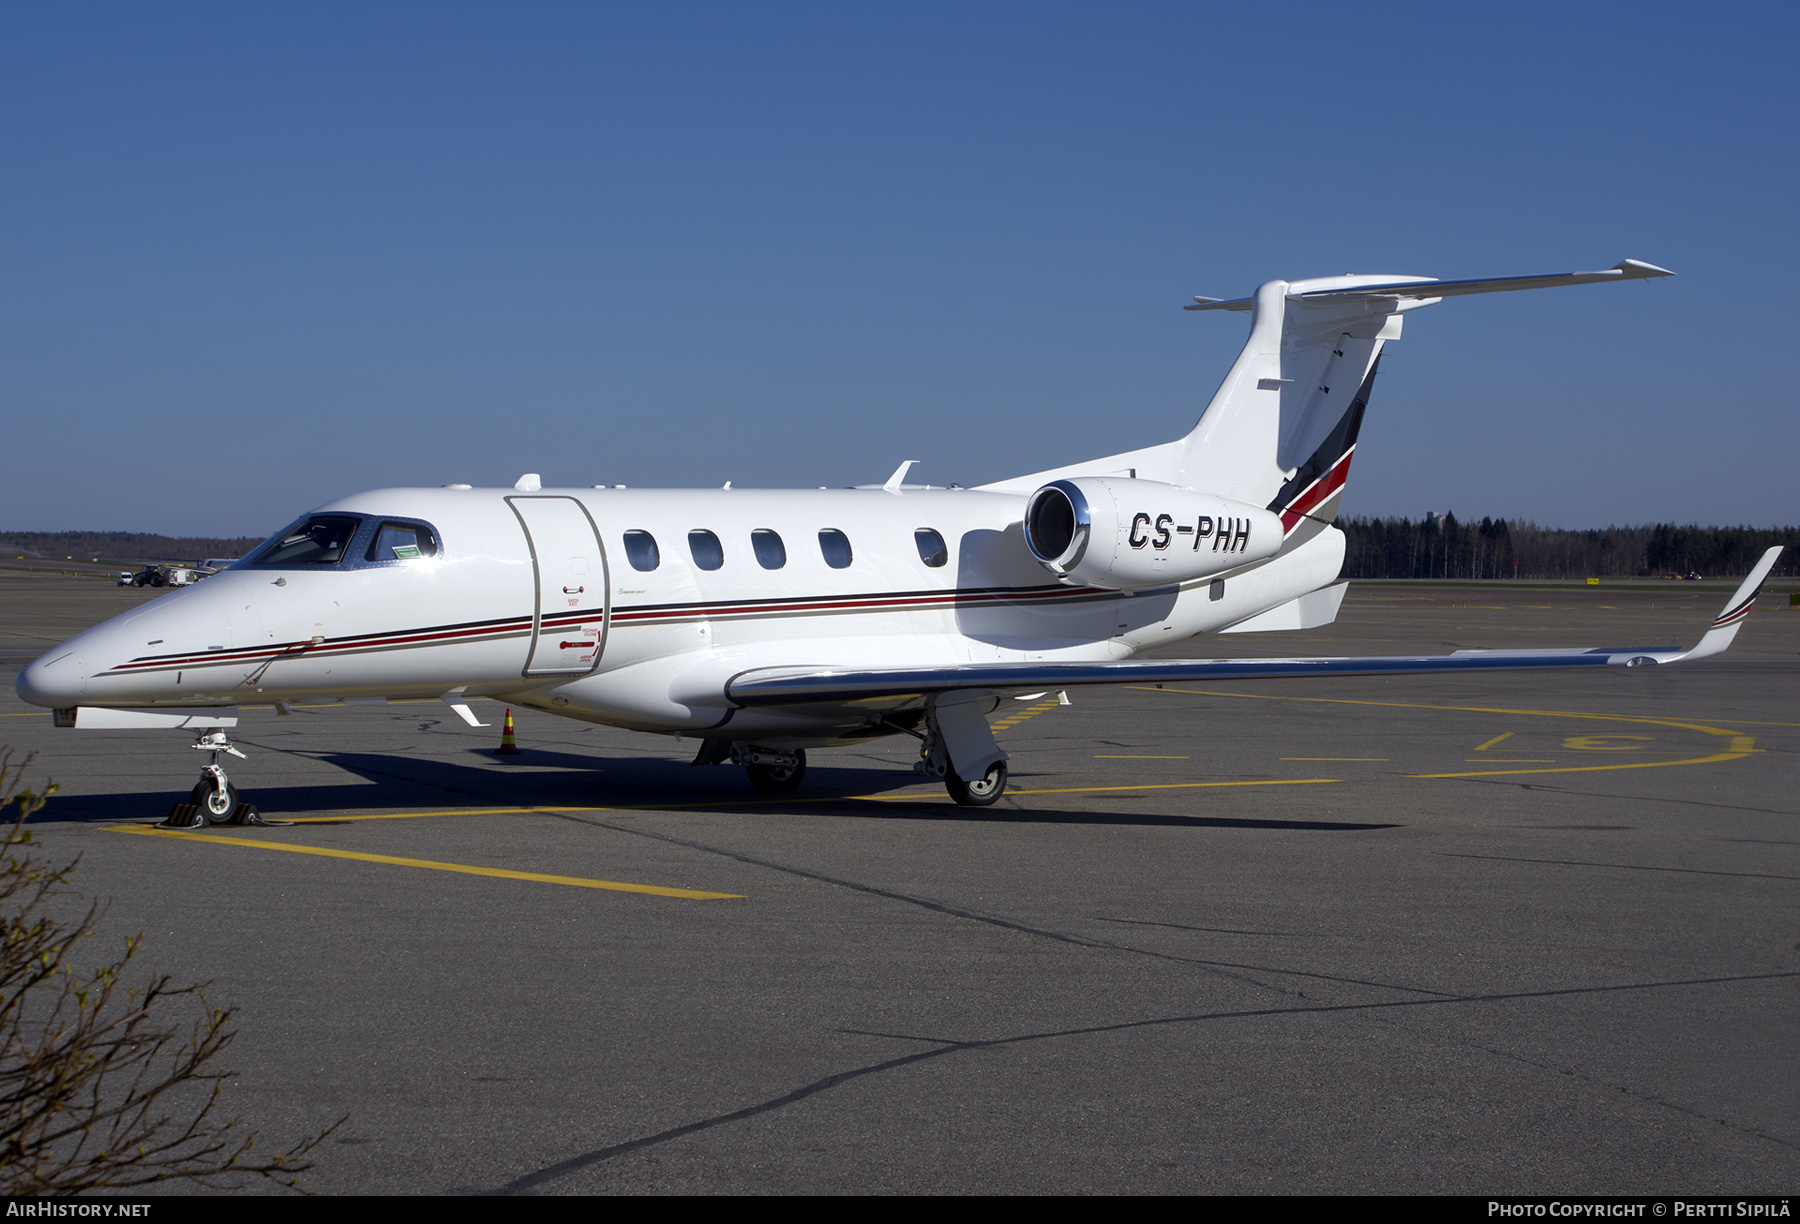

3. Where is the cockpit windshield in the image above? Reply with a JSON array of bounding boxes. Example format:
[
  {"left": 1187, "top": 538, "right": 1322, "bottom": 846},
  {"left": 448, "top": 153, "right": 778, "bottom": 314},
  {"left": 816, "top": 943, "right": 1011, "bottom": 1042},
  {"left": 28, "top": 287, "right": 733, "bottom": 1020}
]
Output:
[{"left": 245, "top": 516, "right": 363, "bottom": 567}]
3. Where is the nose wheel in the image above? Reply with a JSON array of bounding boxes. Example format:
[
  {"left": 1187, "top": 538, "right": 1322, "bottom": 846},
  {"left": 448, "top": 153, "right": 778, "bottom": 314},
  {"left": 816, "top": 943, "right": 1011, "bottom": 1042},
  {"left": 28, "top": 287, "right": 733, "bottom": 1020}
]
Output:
[
  {"left": 160, "top": 729, "right": 285, "bottom": 827},
  {"left": 190, "top": 778, "right": 239, "bottom": 820}
]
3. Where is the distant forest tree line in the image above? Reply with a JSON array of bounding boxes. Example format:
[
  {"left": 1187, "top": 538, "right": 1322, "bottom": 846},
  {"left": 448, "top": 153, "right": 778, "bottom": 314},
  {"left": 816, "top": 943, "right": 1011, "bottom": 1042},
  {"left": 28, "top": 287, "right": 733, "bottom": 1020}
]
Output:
[
  {"left": 1, "top": 531, "right": 264, "bottom": 563},
  {"left": 1338, "top": 515, "right": 1800, "bottom": 580}
]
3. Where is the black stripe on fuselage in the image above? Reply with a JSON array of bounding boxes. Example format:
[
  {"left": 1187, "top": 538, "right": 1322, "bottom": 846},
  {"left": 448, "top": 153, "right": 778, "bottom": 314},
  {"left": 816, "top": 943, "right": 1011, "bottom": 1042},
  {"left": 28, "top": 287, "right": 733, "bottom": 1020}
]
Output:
[{"left": 105, "top": 581, "right": 1121, "bottom": 674}]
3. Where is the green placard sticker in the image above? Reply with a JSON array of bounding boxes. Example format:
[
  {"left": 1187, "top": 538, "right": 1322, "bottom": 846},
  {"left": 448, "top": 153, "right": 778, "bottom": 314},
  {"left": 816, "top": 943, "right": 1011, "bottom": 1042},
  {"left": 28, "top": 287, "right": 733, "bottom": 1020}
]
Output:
[{"left": 392, "top": 545, "right": 422, "bottom": 560}]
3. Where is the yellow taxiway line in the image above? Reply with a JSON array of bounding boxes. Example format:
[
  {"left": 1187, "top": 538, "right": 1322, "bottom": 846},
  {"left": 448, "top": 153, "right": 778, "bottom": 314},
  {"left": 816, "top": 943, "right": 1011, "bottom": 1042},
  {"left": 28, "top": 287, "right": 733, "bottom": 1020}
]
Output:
[
  {"left": 1005, "top": 778, "right": 1337, "bottom": 796},
  {"left": 109, "top": 826, "right": 740, "bottom": 899},
  {"left": 1411, "top": 750, "right": 1755, "bottom": 779}
]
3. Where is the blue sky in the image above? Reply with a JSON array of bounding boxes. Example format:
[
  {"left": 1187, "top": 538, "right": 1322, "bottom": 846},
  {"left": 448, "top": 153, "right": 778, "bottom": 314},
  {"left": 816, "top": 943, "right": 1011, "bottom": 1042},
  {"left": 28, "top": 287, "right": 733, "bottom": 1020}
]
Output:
[{"left": 4, "top": 2, "right": 1795, "bottom": 536}]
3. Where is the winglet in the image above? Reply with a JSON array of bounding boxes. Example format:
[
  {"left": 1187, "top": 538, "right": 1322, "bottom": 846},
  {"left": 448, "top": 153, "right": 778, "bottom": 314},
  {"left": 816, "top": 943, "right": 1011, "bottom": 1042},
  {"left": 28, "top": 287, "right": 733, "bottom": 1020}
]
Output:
[{"left": 1681, "top": 547, "right": 1784, "bottom": 661}]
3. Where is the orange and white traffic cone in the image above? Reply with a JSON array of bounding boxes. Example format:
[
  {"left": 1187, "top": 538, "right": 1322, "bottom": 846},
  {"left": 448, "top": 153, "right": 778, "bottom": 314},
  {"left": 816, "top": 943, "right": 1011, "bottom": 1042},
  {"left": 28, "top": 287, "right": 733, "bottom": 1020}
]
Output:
[{"left": 496, "top": 707, "right": 521, "bottom": 755}]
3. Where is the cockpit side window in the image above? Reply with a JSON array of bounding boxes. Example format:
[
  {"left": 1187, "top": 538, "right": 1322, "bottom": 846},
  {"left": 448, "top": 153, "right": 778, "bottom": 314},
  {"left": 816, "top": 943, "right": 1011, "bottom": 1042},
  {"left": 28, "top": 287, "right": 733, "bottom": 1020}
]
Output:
[
  {"left": 246, "top": 516, "right": 363, "bottom": 567},
  {"left": 366, "top": 522, "right": 440, "bottom": 563}
]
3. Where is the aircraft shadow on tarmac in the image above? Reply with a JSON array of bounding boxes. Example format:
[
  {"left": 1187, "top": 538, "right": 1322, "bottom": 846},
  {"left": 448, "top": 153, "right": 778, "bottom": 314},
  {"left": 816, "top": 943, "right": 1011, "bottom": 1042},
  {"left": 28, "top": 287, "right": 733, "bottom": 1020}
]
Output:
[{"left": 39, "top": 746, "right": 1398, "bottom": 833}]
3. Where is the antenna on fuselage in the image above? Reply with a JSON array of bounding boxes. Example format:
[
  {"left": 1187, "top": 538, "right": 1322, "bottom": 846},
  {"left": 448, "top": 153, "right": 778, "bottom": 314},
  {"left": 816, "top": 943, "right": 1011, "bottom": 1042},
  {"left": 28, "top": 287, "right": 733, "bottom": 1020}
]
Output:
[{"left": 883, "top": 460, "right": 920, "bottom": 492}]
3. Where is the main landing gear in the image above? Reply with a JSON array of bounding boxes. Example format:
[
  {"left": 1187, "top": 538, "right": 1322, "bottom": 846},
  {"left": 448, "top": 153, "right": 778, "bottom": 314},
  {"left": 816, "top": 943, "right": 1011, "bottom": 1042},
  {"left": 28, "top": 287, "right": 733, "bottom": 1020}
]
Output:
[
  {"left": 911, "top": 701, "right": 1009, "bottom": 808},
  {"left": 691, "top": 739, "right": 808, "bottom": 793},
  {"left": 691, "top": 693, "right": 1009, "bottom": 808},
  {"left": 943, "top": 759, "right": 1008, "bottom": 807},
  {"left": 744, "top": 748, "right": 806, "bottom": 793},
  {"left": 160, "top": 728, "right": 284, "bottom": 828}
]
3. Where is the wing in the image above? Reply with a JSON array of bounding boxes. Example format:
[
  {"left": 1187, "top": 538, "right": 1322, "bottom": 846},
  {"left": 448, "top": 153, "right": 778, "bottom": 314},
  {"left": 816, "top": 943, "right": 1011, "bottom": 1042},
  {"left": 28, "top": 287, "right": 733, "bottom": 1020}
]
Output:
[{"left": 728, "top": 548, "right": 1782, "bottom": 707}]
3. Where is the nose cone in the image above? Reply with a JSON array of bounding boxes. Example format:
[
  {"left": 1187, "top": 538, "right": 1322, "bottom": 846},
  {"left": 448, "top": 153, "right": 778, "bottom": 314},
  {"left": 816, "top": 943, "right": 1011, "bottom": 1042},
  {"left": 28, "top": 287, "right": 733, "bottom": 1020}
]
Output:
[
  {"left": 16, "top": 582, "right": 240, "bottom": 709},
  {"left": 16, "top": 649, "right": 85, "bottom": 708}
]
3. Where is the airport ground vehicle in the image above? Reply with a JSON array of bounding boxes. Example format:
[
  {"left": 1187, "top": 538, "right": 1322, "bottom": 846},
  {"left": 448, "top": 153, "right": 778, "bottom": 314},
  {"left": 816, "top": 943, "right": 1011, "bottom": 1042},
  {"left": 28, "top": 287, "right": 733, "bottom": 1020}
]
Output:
[{"left": 121, "top": 564, "right": 199, "bottom": 589}]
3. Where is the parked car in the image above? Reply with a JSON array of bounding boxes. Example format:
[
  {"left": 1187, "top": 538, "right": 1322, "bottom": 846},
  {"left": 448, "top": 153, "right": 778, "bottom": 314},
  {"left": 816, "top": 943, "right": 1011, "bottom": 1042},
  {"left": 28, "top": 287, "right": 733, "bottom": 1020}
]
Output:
[{"left": 123, "top": 564, "right": 198, "bottom": 588}]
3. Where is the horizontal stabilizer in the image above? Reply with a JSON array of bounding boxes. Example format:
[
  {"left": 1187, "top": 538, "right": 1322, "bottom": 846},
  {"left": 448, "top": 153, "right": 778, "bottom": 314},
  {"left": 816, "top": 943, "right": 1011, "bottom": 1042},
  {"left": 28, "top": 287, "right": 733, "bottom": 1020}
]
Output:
[{"left": 1187, "top": 259, "right": 1674, "bottom": 312}]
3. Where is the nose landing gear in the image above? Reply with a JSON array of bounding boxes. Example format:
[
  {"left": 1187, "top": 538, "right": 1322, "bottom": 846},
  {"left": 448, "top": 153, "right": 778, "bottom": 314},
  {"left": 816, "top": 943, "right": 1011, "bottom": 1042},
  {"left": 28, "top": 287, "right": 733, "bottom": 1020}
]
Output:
[
  {"left": 159, "top": 728, "right": 286, "bottom": 828},
  {"left": 191, "top": 730, "right": 244, "bottom": 820}
]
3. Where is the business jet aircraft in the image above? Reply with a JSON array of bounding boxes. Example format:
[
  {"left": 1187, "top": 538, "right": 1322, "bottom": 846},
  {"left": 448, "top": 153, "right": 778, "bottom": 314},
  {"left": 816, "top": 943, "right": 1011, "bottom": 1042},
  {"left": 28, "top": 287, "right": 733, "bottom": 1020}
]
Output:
[{"left": 16, "top": 259, "right": 1784, "bottom": 819}]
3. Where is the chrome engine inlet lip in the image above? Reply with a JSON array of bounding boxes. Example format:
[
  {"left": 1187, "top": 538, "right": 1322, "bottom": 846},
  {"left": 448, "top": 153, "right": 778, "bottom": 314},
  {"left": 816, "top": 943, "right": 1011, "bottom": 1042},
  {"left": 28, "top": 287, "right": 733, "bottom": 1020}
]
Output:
[{"left": 1024, "top": 480, "right": 1092, "bottom": 574}]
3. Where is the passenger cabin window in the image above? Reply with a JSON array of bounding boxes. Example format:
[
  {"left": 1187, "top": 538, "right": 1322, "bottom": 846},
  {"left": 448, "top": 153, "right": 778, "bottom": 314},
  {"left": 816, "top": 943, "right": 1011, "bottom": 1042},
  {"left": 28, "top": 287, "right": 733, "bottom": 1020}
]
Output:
[
  {"left": 818, "top": 528, "right": 853, "bottom": 569},
  {"left": 623, "top": 530, "right": 660, "bottom": 572},
  {"left": 688, "top": 529, "right": 724, "bottom": 571},
  {"left": 915, "top": 528, "right": 948, "bottom": 568},
  {"left": 366, "top": 522, "right": 439, "bottom": 563},
  {"left": 247, "top": 516, "right": 362, "bottom": 567},
  {"left": 751, "top": 529, "right": 786, "bottom": 570}
]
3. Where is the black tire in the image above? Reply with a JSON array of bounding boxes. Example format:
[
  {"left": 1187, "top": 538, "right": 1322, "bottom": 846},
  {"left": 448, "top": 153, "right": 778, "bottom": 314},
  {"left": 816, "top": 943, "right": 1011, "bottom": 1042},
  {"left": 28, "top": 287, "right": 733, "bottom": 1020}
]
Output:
[
  {"left": 150, "top": 575, "right": 166, "bottom": 588},
  {"left": 189, "top": 780, "right": 238, "bottom": 823},
  {"left": 131, "top": 575, "right": 146, "bottom": 588},
  {"left": 745, "top": 749, "right": 806, "bottom": 793},
  {"left": 945, "top": 760, "right": 1007, "bottom": 807}
]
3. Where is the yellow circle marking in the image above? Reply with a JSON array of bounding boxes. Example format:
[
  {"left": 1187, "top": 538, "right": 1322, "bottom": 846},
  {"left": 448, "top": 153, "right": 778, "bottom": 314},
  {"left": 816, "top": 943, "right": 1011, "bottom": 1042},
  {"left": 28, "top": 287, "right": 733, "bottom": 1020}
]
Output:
[{"left": 1137, "top": 687, "right": 1760, "bottom": 779}]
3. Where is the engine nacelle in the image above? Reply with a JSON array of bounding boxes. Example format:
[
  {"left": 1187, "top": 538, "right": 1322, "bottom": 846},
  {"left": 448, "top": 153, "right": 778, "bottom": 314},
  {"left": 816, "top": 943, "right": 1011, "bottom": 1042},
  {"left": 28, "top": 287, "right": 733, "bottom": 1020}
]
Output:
[{"left": 1023, "top": 477, "right": 1284, "bottom": 590}]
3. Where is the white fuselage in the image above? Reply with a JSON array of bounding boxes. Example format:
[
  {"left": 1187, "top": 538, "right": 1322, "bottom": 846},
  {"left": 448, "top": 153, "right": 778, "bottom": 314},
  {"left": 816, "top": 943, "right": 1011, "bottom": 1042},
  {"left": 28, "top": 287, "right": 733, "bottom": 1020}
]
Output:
[{"left": 17, "top": 484, "right": 1343, "bottom": 747}]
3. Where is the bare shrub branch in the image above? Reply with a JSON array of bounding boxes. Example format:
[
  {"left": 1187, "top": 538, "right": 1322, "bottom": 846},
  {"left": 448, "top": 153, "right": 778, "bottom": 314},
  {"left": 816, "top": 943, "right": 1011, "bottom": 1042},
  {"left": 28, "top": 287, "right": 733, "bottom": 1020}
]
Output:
[{"left": 0, "top": 747, "right": 339, "bottom": 1194}]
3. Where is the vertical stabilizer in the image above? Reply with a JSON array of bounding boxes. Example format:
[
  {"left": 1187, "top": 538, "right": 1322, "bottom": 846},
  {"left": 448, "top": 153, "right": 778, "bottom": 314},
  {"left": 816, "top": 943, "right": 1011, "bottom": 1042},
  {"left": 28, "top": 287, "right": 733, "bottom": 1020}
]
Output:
[
  {"left": 1180, "top": 280, "right": 1409, "bottom": 525},
  {"left": 1171, "top": 280, "right": 1289, "bottom": 503},
  {"left": 980, "top": 259, "right": 1672, "bottom": 509}
]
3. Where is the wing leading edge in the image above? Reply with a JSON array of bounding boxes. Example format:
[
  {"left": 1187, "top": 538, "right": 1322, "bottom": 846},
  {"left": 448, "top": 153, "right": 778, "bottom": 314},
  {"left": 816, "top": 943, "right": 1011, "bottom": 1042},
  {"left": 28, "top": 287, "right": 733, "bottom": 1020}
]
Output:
[{"left": 727, "top": 548, "right": 1782, "bottom": 707}]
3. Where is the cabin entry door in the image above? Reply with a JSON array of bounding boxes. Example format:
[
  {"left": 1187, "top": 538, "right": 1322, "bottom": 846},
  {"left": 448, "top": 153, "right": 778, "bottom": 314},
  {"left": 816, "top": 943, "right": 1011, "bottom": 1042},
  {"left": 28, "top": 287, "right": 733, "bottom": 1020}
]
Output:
[{"left": 506, "top": 496, "right": 610, "bottom": 678}]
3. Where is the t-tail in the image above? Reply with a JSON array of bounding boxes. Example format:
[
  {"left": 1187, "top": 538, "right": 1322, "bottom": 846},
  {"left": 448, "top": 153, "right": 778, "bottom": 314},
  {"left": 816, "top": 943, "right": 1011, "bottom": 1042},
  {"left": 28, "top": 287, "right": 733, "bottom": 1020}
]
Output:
[{"left": 984, "top": 259, "right": 1675, "bottom": 534}]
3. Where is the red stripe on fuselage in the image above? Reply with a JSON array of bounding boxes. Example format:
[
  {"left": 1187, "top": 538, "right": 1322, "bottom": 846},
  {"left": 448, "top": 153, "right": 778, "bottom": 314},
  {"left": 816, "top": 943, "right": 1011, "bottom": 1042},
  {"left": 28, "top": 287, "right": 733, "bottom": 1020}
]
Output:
[{"left": 102, "top": 583, "right": 1113, "bottom": 675}]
